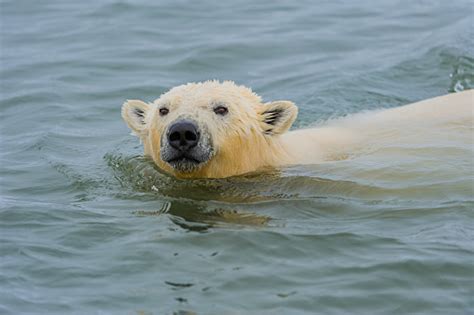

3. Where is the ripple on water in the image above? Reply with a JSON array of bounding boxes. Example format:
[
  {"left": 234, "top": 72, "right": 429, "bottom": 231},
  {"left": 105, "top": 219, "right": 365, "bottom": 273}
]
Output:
[{"left": 2, "top": 0, "right": 474, "bottom": 314}]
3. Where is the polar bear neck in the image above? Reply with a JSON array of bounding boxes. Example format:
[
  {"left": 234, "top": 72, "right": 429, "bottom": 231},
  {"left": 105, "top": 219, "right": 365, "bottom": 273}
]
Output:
[{"left": 198, "top": 133, "right": 291, "bottom": 178}]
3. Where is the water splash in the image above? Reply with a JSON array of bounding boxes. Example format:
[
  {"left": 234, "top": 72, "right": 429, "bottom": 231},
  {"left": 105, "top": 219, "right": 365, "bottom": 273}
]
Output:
[{"left": 449, "top": 55, "right": 474, "bottom": 92}]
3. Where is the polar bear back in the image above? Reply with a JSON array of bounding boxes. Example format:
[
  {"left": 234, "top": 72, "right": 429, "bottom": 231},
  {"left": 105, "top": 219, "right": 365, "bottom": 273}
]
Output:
[{"left": 282, "top": 90, "right": 473, "bottom": 164}]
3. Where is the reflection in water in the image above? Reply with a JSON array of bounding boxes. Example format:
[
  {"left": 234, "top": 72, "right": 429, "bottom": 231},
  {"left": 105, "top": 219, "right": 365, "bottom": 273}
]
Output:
[{"left": 133, "top": 199, "right": 271, "bottom": 231}]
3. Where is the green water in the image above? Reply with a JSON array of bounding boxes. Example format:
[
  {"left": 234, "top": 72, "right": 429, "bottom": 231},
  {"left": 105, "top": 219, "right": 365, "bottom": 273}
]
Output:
[{"left": 1, "top": 1, "right": 474, "bottom": 314}]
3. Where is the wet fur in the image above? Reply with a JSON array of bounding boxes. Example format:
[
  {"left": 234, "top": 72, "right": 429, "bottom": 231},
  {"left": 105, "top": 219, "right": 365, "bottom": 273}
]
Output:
[{"left": 122, "top": 81, "right": 473, "bottom": 179}]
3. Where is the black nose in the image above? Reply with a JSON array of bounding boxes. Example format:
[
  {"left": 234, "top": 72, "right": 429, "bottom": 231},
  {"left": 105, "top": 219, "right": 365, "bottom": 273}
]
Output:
[{"left": 167, "top": 120, "right": 200, "bottom": 151}]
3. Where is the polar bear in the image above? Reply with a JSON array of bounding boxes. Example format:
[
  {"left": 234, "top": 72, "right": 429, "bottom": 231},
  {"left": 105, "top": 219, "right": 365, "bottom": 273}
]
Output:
[{"left": 122, "top": 81, "right": 473, "bottom": 179}]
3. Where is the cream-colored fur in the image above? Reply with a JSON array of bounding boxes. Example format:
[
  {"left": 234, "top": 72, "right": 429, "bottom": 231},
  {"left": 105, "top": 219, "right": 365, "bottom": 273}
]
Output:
[
  {"left": 283, "top": 89, "right": 473, "bottom": 163},
  {"left": 122, "top": 81, "right": 473, "bottom": 178}
]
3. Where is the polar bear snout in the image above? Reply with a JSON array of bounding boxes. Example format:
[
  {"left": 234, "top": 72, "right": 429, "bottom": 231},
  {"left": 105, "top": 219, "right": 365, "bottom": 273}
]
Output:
[
  {"left": 160, "top": 119, "right": 214, "bottom": 173},
  {"left": 167, "top": 120, "right": 200, "bottom": 151}
]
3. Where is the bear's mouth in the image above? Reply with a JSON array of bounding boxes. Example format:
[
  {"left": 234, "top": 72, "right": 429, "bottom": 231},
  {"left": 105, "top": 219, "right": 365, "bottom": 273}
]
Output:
[
  {"left": 168, "top": 155, "right": 201, "bottom": 165},
  {"left": 162, "top": 147, "right": 213, "bottom": 173},
  {"left": 165, "top": 154, "right": 206, "bottom": 172}
]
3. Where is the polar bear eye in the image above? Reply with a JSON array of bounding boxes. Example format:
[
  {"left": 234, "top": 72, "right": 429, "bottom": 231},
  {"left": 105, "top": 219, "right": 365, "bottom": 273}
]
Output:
[
  {"left": 213, "top": 105, "right": 228, "bottom": 116},
  {"left": 159, "top": 107, "right": 169, "bottom": 116}
]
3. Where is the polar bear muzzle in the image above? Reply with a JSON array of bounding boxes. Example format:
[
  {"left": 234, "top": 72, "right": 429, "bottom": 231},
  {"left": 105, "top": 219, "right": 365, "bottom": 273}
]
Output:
[{"left": 160, "top": 119, "right": 213, "bottom": 172}]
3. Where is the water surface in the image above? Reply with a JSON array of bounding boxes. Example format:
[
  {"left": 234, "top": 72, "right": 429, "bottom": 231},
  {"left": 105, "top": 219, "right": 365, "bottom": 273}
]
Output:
[{"left": 1, "top": 0, "right": 473, "bottom": 314}]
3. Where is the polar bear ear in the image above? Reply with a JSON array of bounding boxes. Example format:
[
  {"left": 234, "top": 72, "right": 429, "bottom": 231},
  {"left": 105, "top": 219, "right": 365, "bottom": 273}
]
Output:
[
  {"left": 122, "top": 100, "right": 151, "bottom": 136},
  {"left": 259, "top": 101, "right": 298, "bottom": 135}
]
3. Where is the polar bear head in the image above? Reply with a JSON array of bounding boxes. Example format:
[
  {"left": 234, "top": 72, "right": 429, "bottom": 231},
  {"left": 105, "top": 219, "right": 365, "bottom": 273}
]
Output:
[{"left": 122, "top": 81, "right": 297, "bottom": 178}]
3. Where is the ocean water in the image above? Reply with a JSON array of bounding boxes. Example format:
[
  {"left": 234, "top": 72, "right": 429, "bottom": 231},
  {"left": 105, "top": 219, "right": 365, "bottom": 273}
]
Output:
[{"left": 1, "top": 0, "right": 473, "bottom": 314}]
